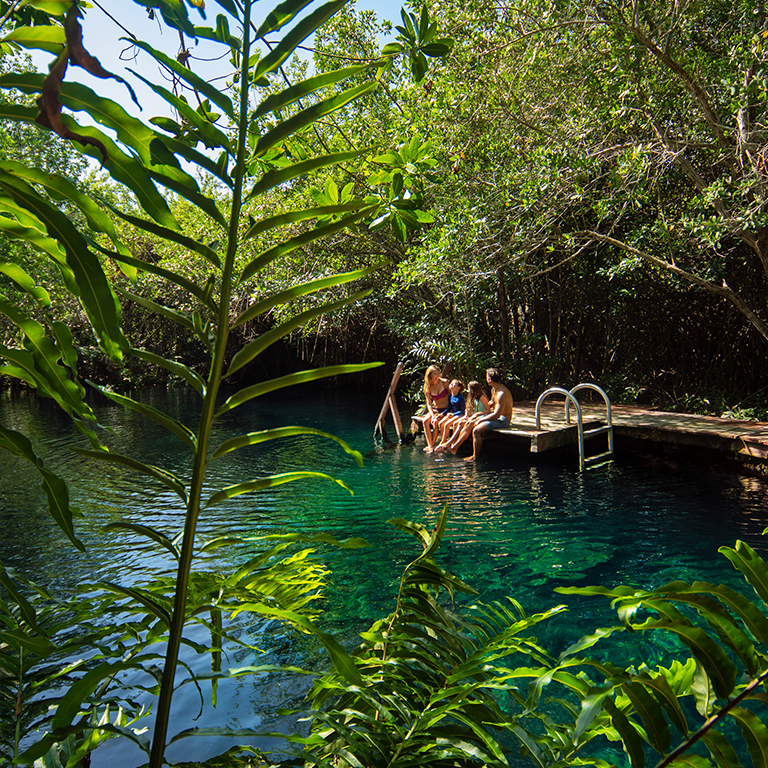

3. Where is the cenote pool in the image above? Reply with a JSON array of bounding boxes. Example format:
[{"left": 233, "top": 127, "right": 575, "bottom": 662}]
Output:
[{"left": 2, "top": 386, "right": 768, "bottom": 765}]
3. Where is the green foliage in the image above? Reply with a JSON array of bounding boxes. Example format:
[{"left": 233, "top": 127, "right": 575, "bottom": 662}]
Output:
[
  {"left": 0, "top": 526, "right": 359, "bottom": 764},
  {"left": 0, "top": 424, "right": 83, "bottom": 550},
  {"left": 0, "top": 564, "right": 148, "bottom": 766},
  {"left": 295, "top": 508, "right": 595, "bottom": 767},
  {"left": 0, "top": 0, "right": 452, "bottom": 764},
  {"left": 351, "top": 0, "right": 768, "bottom": 404},
  {"left": 6, "top": 0, "right": 768, "bottom": 765},
  {"left": 556, "top": 538, "right": 768, "bottom": 768},
  {"left": 278, "top": 512, "right": 768, "bottom": 768}
]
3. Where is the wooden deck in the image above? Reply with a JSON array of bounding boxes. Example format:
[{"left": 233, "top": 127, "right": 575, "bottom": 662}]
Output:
[{"left": 411, "top": 401, "right": 768, "bottom": 467}]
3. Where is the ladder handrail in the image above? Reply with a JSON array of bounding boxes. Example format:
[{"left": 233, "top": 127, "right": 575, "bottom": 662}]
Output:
[
  {"left": 567, "top": 382, "right": 614, "bottom": 459},
  {"left": 536, "top": 383, "right": 615, "bottom": 470},
  {"left": 565, "top": 383, "right": 612, "bottom": 427},
  {"left": 536, "top": 387, "right": 586, "bottom": 470}
]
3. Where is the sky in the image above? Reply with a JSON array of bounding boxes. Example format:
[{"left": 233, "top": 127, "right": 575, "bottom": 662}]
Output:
[{"left": 28, "top": 0, "right": 406, "bottom": 121}]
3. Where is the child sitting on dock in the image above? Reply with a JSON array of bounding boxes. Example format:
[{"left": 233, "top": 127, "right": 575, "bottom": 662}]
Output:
[
  {"left": 432, "top": 380, "right": 466, "bottom": 450},
  {"left": 436, "top": 380, "right": 490, "bottom": 454}
]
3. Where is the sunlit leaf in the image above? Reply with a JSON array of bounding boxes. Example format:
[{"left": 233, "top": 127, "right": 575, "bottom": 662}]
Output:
[
  {"left": 233, "top": 265, "right": 378, "bottom": 328},
  {"left": 251, "top": 0, "right": 347, "bottom": 82},
  {"left": 25, "top": 0, "right": 73, "bottom": 15},
  {"left": 242, "top": 201, "right": 367, "bottom": 240},
  {"left": 633, "top": 671, "right": 688, "bottom": 736},
  {"left": 98, "top": 582, "right": 172, "bottom": 627},
  {"left": 633, "top": 618, "right": 736, "bottom": 699},
  {"left": 131, "top": 39, "right": 235, "bottom": 118},
  {"left": 235, "top": 604, "right": 362, "bottom": 686},
  {"left": 206, "top": 471, "right": 352, "bottom": 506},
  {"left": 0, "top": 424, "right": 84, "bottom": 551},
  {"left": 262, "top": 531, "right": 370, "bottom": 549},
  {"left": 60, "top": 117, "right": 179, "bottom": 229},
  {"left": 51, "top": 661, "right": 139, "bottom": 728},
  {"left": 216, "top": 363, "right": 382, "bottom": 415},
  {"left": 0, "top": 160, "right": 135, "bottom": 271},
  {"left": 88, "top": 382, "right": 197, "bottom": 451},
  {"left": 240, "top": 207, "right": 375, "bottom": 281},
  {"left": 209, "top": 426, "right": 363, "bottom": 466},
  {"left": 0, "top": 296, "right": 90, "bottom": 414},
  {"left": 129, "top": 348, "right": 206, "bottom": 397},
  {"left": 573, "top": 686, "right": 615, "bottom": 745},
  {"left": 622, "top": 680, "right": 670, "bottom": 754},
  {"left": 0, "top": 170, "right": 125, "bottom": 361},
  {"left": 253, "top": 64, "right": 369, "bottom": 119},
  {"left": 105, "top": 205, "right": 221, "bottom": 268},
  {"left": 251, "top": 83, "right": 377, "bottom": 159},
  {"left": 602, "top": 698, "right": 645, "bottom": 768},
  {"left": 71, "top": 447, "right": 188, "bottom": 503},
  {"left": 0, "top": 261, "right": 50, "bottom": 306},
  {"left": 100, "top": 522, "right": 180, "bottom": 560},
  {"left": 701, "top": 728, "right": 745, "bottom": 768},
  {"left": 720, "top": 541, "right": 768, "bottom": 607},
  {"left": 558, "top": 626, "right": 626, "bottom": 661},
  {"left": 728, "top": 706, "right": 768, "bottom": 768},
  {"left": 247, "top": 151, "right": 367, "bottom": 198},
  {"left": 0, "top": 566, "right": 46, "bottom": 638},
  {"left": 117, "top": 288, "right": 194, "bottom": 331},
  {"left": 226, "top": 289, "right": 371, "bottom": 375},
  {"left": 2, "top": 25, "right": 65, "bottom": 52},
  {"left": 102, "top": 251, "right": 214, "bottom": 310},
  {"left": 154, "top": 132, "right": 234, "bottom": 187},
  {"left": 126, "top": 69, "right": 233, "bottom": 153}
]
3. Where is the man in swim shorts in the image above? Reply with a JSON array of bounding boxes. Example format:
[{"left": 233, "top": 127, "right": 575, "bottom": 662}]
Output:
[{"left": 465, "top": 368, "right": 513, "bottom": 461}]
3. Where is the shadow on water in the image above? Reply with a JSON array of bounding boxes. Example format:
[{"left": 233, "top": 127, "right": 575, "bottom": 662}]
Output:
[{"left": 1, "top": 386, "right": 768, "bottom": 764}]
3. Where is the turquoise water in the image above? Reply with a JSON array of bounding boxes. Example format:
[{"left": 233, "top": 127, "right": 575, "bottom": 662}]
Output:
[{"left": 1, "top": 386, "right": 768, "bottom": 765}]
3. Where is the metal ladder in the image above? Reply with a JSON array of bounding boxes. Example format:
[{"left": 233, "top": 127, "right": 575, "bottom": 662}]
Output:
[{"left": 535, "top": 383, "right": 614, "bottom": 470}]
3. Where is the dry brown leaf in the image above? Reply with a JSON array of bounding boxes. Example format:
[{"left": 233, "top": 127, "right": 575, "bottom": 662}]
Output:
[{"left": 35, "top": 48, "right": 109, "bottom": 162}]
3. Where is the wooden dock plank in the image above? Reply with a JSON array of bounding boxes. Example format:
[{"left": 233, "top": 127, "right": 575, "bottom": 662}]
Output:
[
  {"left": 409, "top": 400, "right": 768, "bottom": 466},
  {"left": 528, "top": 422, "right": 601, "bottom": 453}
]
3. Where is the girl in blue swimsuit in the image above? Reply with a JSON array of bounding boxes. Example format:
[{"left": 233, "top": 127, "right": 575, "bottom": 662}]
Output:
[{"left": 435, "top": 379, "right": 466, "bottom": 447}]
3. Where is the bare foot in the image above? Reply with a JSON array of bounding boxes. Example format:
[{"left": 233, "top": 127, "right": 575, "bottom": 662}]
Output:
[
  {"left": 449, "top": 446, "right": 459, "bottom": 455},
  {"left": 423, "top": 445, "right": 432, "bottom": 453},
  {"left": 463, "top": 454, "right": 475, "bottom": 462},
  {"left": 435, "top": 444, "right": 447, "bottom": 452}
]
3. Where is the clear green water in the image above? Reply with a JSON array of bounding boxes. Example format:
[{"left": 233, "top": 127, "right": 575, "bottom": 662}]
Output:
[{"left": 2, "top": 386, "right": 768, "bottom": 765}]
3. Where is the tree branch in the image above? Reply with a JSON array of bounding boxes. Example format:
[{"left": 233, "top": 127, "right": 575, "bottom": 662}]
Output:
[
  {"left": 653, "top": 667, "right": 768, "bottom": 768},
  {"left": 577, "top": 230, "right": 768, "bottom": 343}
]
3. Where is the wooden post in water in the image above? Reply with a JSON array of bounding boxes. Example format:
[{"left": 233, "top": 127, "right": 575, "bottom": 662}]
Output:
[{"left": 374, "top": 362, "right": 404, "bottom": 442}]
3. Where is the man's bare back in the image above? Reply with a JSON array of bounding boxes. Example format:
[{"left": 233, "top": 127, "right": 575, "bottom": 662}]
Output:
[
  {"left": 464, "top": 368, "right": 513, "bottom": 461},
  {"left": 489, "top": 383, "right": 513, "bottom": 421}
]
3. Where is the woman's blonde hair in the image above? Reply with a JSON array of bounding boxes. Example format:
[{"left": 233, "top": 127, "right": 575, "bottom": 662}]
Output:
[{"left": 423, "top": 364, "right": 441, "bottom": 396}]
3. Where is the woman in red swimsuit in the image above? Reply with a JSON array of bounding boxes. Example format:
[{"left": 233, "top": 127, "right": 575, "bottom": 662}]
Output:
[{"left": 422, "top": 365, "right": 450, "bottom": 452}]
